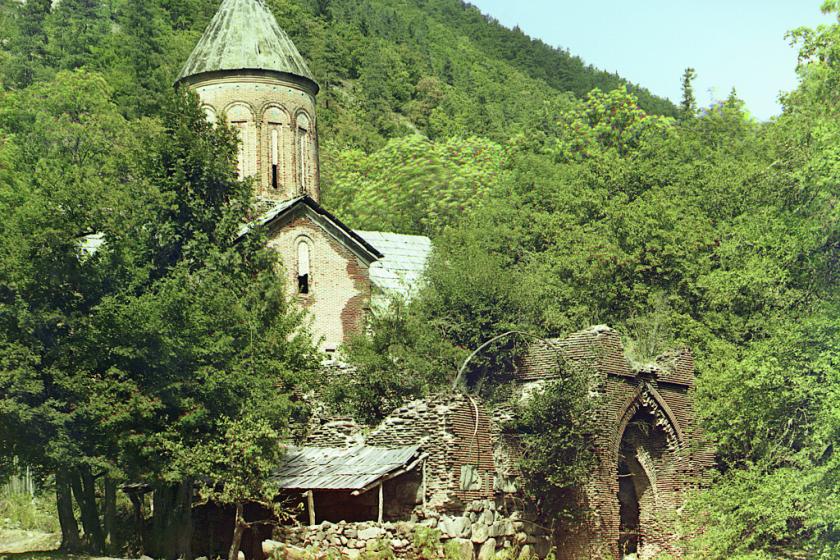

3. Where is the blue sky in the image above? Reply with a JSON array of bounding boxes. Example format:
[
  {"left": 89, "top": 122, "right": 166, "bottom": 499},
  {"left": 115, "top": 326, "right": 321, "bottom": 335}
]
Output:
[{"left": 469, "top": 0, "right": 834, "bottom": 120}]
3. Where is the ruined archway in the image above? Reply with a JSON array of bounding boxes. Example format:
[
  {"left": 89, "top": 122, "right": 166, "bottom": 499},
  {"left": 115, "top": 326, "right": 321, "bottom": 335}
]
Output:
[{"left": 614, "top": 387, "right": 682, "bottom": 560}]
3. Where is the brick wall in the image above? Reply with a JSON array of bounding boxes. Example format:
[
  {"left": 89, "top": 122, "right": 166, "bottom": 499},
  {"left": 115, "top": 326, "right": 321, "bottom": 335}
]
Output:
[
  {"left": 267, "top": 214, "right": 371, "bottom": 352},
  {"left": 517, "top": 326, "right": 715, "bottom": 559},
  {"left": 186, "top": 70, "right": 321, "bottom": 202}
]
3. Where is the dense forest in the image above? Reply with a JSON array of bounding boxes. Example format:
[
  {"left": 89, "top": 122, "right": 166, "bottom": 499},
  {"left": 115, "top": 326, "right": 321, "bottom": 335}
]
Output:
[{"left": 0, "top": 0, "right": 838, "bottom": 559}]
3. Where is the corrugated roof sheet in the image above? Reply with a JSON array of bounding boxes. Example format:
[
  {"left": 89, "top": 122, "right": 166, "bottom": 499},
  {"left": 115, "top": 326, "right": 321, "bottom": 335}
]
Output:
[
  {"left": 178, "top": 0, "right": 317, "bottom": 87},
  {"left": 274, "top": 445, "right": 421, "bottom": 492},
  {"left": 355, "top": 231, "right": 433, "bottom": 303}
]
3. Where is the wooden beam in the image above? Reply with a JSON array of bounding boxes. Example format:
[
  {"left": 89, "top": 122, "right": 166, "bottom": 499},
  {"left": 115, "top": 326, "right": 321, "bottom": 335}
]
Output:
[
  {"left": 377, "top": 482, "right": 384, "bottom": 524},
  {"left": 307, "top": 490, "right": 315, "bottom": 526}
]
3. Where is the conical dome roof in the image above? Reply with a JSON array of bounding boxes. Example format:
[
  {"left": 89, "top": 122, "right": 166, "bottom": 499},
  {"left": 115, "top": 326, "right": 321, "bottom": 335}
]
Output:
[{"left": 177, "top": 0, "right": 317, "bottom": 89}]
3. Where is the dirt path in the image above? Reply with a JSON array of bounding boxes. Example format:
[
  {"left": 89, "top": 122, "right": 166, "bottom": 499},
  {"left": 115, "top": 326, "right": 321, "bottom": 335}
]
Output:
[{"left": 0, "top": 530, "right": 61, "bottom": 554}]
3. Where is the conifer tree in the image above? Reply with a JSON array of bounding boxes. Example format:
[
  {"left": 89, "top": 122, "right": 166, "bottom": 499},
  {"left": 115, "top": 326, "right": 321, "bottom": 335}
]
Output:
[{"left": 680, "top": 67, "right": 698, "bottom": 119}]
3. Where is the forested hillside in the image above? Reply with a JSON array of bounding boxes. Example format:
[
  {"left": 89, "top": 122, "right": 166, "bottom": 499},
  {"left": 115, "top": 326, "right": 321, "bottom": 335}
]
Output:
[{"left": 0, "top": 0, "right": 838, "bottom": 559}]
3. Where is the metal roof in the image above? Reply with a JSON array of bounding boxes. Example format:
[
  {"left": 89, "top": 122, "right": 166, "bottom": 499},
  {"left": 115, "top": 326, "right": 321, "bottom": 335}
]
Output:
[
  {"left": 177, "top": 0, "right": 317, "bottom": 88},
  {"left": 354, "top": 231, "right": 433, "bottom": 303},
  {"left": 274, "top": 445, "right": 423, "bottom": 493}
]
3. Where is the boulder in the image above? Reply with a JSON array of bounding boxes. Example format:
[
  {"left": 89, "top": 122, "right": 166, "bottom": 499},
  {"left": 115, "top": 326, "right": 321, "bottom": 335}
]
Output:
[
  {"left": 477, "top": 538, "right": 497, "bottom": 560},
  {"left": 238, "top": 551, "right": 245, "bottom": 560},
  {"left": 357, "top": 526, "right": 385, "bottom": 541},
  {"left": 517, "top": 545, "right": 534, "bottom": 560},
  {"left": 489, "top": 519, "right": 515, "bottom": 538},
  {"left": 441, "top": 515, "right": 472, "bottom": 538},
  {"left": 471, "top": 523, "right": 490, "bottom": 544}
]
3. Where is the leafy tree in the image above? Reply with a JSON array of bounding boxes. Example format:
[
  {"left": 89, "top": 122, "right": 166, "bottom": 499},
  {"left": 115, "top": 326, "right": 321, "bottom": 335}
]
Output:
[
  {"left": 45, "top": 0, "right": 110, "bottom": 71},
  {"left": 193, "top": 418, "right": 288, "bottom": 560}
]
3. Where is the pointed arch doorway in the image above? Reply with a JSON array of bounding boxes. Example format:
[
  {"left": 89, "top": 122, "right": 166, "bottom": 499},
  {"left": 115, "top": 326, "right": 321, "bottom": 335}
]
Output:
[{"left": 614, "top": 387, "right": 682, "bottom": 560}]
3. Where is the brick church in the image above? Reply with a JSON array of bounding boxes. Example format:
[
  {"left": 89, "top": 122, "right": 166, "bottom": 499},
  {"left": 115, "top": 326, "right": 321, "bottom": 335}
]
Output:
[
  {"left": 177, "top": 2, "right": 713, "bottom": 559},
  {"left": 177, "top": 0, "right": 432, "bottom": 353}
]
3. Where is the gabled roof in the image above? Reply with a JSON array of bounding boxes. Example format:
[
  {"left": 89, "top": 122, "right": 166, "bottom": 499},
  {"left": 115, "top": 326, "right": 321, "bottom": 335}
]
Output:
[
  {"left": 274, "top": 445, "right": 424, "bottom": 494},
  {"left": 177, "top": 0, "right": 317, "bottom": 89},
  {"left": 355, "top": 231, "right": 433, "bottom": 302},
  {"left": 238, "top": 196, "right": 383, "bottom": 263}
]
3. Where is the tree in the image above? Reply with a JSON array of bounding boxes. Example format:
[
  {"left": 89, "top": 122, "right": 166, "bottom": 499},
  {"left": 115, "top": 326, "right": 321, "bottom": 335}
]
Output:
[
  {"left": 45, "top": 0, "right": 109, "bottom": 71},
  {"left": 193, "top": 418, "right": 287, "bottom": 560},
  {"left": 680, "top": 67, "right": 698, "bottom": 119}
]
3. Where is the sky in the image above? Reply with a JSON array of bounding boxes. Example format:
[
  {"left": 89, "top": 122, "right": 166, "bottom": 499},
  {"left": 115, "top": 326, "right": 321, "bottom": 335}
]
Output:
[{"left": 469, "top": 0, "right": 835, "bottom": 120}]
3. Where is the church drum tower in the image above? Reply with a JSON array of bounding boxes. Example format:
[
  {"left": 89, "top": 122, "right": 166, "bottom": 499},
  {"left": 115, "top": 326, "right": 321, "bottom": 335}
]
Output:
[{"left": 176, "top": 0, "right": 321, "bottom": 202}]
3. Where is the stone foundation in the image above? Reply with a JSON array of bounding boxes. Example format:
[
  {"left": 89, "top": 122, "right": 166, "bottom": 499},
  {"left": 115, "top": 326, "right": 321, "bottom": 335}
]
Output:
[{"left": 272, "top": 500, "right": 551, "bottom": 559}]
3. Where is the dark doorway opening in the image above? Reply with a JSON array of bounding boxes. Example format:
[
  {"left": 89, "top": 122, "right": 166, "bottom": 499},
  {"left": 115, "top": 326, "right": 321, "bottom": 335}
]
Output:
[{"left": 618, "top": 459, "right": 640, "bottom": 556}]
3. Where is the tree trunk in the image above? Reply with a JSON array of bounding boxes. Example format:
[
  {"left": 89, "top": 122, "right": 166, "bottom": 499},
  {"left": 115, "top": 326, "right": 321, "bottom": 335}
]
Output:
[
  {"left": 228, "top": 502, "right": 246, "bottom": 560},
  {"left": 70, "top": 468, "right": 104, "bottom": 553},
  {"left": 151, "top": 484, "right": 177, "bottom": 560},
  {"left": 128, "top": 492, "right": 145, "bottom": 556},
  {"left": 55, "top": 470, "right": 82, "bottom": 552},
  {"left": 103, "top": 476, "right": 117, "bottom": 552},
  {"left": 175, "top": 479, "right": 193, "bottom": 560}
]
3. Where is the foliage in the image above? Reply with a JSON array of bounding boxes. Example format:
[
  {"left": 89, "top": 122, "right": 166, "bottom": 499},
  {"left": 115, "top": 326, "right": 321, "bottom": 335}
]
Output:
[
  {"left": 331, "top": 297, "right": 463, "bottom": 425},
  {"left": 0, "top": 72, "right": 317, "bottom": 555},
  {"left": 0, "top": 492, "right": 60, "bottom": 533},
  {"left": 324, "top": 135, "right": 505, "bottom": 237},
  {"left": 510, "top": 364, "right": 597, "bottom": 516}
]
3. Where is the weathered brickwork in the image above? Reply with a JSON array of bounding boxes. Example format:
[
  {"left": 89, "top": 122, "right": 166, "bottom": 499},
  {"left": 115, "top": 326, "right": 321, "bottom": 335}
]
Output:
[
  {"left": 365, "top": 396, "right": 496, "bottom": 511},
  {"left": 266, "top": 214, "right": 371, "bottom": 352},
  {"left": 517, "top": 326, "right": 714, "bottom": 560},
  {"left": 181, "top": 70, "right": 321, "bottom": 202}
]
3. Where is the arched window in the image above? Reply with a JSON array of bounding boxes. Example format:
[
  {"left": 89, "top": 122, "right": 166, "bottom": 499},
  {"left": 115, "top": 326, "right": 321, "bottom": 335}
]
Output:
[
  {"left": 296, "top": 113, "right": 311, "bottom": 193},
  {"left": 225, "top": 103, "right": 255, "bottom": 180},
  {"left": 264, "top": 106, "right": 288, "bottom": 191},
  {"left": 202, "top": 105, "right": 218, "bottom": 126},
  {"left": 297, "top": 239, "right": 311, "bottom": 295}
]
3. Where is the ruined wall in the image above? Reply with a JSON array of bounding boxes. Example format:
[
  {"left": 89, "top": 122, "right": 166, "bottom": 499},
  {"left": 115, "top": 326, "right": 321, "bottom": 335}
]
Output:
[
  {"left": 516, "top": 326, "right": 714, "bottom": 560},
  {"left": 273, "top": 499, "right": 552, "bottom": 560},
  {"left": 365, "top": 395, "right": 498, "bottom": 511},
  {"left": 267, "top": 214, "right": 371, "bottom": 352}
]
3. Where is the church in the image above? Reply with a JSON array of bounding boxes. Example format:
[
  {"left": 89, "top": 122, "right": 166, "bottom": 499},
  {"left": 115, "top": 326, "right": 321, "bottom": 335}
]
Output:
[
  {"left": 175, "top": 2, "right": 713, "bottom": 560},
  {"left": 177, "top": 0, "right": 432, "bottom": 353}
]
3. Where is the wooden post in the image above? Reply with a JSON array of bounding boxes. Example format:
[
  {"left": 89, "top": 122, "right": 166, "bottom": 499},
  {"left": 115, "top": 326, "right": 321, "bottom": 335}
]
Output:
[
  {"left": 422, "top": 460, "right": 427, "bottom": 511},
  {"left": 307, "top": 490, "right": 316, "bottom": 526},
  {"left": 377, "top": 482, "right": 384, "bottom": 524}
]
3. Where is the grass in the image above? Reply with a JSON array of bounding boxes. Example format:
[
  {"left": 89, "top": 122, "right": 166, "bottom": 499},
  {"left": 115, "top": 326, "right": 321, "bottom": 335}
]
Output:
[{"left": 0, "top": 494, "right": 60, "bottom": 534}]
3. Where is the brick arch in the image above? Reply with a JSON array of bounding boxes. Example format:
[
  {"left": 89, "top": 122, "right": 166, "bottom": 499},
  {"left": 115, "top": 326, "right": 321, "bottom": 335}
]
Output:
[
  {"left": 614, "top": 382, "right": 684, "bottom": 460},
  {"left": 260, "top": 103, "right": 291, "bottom": 125}
]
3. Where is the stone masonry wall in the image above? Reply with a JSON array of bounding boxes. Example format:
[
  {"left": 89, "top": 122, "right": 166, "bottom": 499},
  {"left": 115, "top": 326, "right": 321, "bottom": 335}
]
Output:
[
  {"left": 273, "top": 499, "right": 551, "bottom": 560},
  {"left": 365, "top": 395, "right": 498, "bottom": 512}
]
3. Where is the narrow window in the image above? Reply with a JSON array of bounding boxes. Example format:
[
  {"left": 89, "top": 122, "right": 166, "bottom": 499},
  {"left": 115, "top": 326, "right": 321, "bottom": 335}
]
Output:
[
  {"left": 271, "top": 128, "right": 280, "bottom": 189},
  {"left": 296, "top": 113, "right": 311, "bottom": 193},
  {"left": 297, "top": 126, "right": 308, "bottom": 191},
  {"left": 297, "top": 241, "right": 311, "bottom": 295},
  {"left": 232, "top": 122, "right": 246, "bottom": 180}
]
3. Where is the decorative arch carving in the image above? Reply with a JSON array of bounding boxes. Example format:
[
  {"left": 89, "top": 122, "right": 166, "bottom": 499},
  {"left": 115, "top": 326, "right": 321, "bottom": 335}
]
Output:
[
  {"left": 223, "top": 101, "right": 255, "bottom": 123},
  {"left": 201, "top": 104, "right": 218, "bottom": 126},
  {"left": 615, "top": 382, "right": 684, "bottom": 457},
  {"left": 295, "top": 111, "right": 314, "bottom": 194},
  {"left": 223, "top": 102, "right": 256, "bottom": 180}
]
